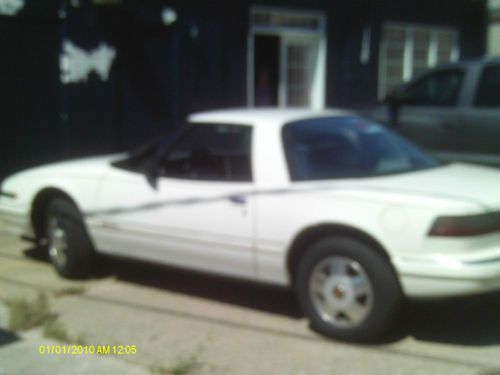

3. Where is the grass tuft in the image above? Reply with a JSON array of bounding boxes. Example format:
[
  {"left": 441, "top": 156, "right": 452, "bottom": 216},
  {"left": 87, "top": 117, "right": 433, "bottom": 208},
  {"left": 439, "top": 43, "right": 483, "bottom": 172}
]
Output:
[
  {"left": 42, "top": 318, "right": 86, "bottom": 345},
  {"left": 150, "top": 344, "right": 205, "bottom": 375},
  {"left": 5, "top": 291, "right": 86, "bottom": 345},
  {"left": 52, "top": 286, "right": 86, "bottom": 298},
  {"left": 6, "top": 292, "right": 54, "bottom": 331}
]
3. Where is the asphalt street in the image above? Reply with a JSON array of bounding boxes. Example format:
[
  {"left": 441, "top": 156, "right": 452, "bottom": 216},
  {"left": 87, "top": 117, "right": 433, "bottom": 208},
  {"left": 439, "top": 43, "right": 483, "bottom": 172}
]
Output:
[{"left": 1, "top": 228, "right": 500, "bottom": 375}]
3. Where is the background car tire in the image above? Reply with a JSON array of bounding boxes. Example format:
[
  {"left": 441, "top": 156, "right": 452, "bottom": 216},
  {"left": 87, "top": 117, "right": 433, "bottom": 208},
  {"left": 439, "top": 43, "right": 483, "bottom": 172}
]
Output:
[
  {"left": 295, "top": 236, "right": 402, "bottom": 342},
  {"left": 46, "top": 198, "right": 96, "bottom": 279}
]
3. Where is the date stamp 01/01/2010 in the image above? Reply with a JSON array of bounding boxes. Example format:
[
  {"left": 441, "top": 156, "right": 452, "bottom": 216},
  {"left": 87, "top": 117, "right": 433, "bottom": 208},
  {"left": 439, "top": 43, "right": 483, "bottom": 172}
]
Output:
[{"left": 39, "top": 345, "right": 137, "bottom": 356}]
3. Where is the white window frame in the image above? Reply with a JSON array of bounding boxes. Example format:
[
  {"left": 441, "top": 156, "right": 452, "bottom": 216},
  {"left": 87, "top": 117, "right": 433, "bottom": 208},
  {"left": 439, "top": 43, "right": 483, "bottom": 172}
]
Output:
[
  {"left": 378, "top": 22, "right": 460, "bottom": 100},
  {"left": 247, "top": 6, "right": 327, "bottom": 109}
]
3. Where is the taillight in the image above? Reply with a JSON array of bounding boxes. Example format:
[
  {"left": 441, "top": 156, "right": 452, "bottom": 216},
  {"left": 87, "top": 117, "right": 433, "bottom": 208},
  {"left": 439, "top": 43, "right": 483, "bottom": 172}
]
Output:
[{"left": 429, "top": 213, "right": 499, "bottom": 237}]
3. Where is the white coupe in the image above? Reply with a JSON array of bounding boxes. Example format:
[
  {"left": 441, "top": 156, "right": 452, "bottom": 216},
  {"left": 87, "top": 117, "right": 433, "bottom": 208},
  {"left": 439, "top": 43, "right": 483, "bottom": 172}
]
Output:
[{"left": 2, "top": 109, "right": 500, "bottom": 342}]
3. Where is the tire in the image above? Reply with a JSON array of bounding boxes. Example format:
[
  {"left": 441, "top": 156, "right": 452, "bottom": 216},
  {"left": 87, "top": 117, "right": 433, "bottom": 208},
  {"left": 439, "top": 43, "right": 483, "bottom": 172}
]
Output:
[
  {"left": 45, "top": 198, "right": 96, "bottom": 279},
  {"left": 295, "top": 236, "right": 402, "bottom": 342}
]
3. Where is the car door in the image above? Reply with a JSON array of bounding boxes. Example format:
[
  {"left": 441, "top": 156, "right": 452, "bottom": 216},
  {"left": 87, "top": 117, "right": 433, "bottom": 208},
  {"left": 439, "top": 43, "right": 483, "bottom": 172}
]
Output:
[
  {"left": 90, "top": 123, "right": 256, "bottom": 279},
  {"left": 394, "top": 68, "right": 466, "bottom": 155},
  {"left": 455, "top": 64, "right": 500, "bottom": 166}
]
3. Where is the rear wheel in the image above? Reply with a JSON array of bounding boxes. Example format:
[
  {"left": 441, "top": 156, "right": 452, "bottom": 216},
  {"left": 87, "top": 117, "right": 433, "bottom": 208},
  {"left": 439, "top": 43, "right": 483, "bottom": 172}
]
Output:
[
  {"left": 46, "top": 198, "right": 95, "bottom": 279},
  {"left": 295, "top": 236, "right": 402, "bottom": 342}
]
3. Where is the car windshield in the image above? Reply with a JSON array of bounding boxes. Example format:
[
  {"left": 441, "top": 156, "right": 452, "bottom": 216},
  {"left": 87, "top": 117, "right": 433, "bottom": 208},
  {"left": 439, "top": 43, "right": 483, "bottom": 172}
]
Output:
[
  {"left": 282, "top": 116, "right": 441, "bottom": 181},
  {"left": 113, "top": 127, "right": 186, "bottom": 171}
]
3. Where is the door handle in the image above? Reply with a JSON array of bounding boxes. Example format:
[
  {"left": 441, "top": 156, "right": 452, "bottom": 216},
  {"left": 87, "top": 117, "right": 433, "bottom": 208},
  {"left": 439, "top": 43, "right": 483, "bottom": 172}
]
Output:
[{"left": 228, "top": 195, "right": 247, "bottom": 205}]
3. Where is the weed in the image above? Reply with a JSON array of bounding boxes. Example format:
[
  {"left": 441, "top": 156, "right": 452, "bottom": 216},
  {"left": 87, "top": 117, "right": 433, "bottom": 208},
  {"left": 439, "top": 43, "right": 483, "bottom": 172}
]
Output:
[
  {"left": 6, "top": 292, "right": 54, "bottom": 331},
  {"left": 150, "top": 343, "right": 205, "bottom": 375},
  {"left": 52, "top": 286, "right": 86, "bottom": 298},
  {"left": 5, "top": 291, "right": 86, "bottom": 345},
  {"left": 42, "top": 318, "right": 86, "bottom": 345},
  {"left": 43, "top": 318, "right": 70, "bottom": 342}
]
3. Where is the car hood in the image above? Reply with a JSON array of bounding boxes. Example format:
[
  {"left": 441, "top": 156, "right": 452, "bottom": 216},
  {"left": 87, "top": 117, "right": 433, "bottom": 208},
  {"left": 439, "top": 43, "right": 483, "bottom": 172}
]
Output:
[
  {"left": 3, "top": 154, "right": 126, "bottom": 183},
  {"left": 354, "top": 163, "right": 500, "bottom": 211}
]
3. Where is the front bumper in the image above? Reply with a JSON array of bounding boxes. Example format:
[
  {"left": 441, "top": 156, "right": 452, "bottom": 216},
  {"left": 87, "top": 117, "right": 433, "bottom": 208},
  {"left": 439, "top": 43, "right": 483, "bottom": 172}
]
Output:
[{"left": 395, "top": 252, "right": 500, "bottom": 299}]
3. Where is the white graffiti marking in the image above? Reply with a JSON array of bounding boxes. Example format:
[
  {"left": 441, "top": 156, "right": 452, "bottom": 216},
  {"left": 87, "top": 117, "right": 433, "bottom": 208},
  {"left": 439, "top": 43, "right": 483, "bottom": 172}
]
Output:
[
  {"left": 0, "top": 0, "right": 24, "bottom": 16},
  {"left": 60, "top": 40, "right": 116, "bottom": 84}
]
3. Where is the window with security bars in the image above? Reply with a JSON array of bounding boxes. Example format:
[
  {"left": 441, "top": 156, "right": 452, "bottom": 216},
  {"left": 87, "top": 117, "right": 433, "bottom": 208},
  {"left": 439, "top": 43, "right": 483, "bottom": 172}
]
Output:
[{"left": 378, "top": 24, "right": 459, "bottom": 100}]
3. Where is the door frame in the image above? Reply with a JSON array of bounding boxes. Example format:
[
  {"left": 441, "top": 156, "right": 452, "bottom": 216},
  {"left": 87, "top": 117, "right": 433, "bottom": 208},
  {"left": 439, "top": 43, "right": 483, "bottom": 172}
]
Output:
[{"left": 247, "top": 6, "right": 327, "bottom": 109}]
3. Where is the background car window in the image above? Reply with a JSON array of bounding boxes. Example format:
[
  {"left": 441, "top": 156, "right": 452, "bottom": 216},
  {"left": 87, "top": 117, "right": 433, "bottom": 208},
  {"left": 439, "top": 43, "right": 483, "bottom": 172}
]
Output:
[
  {"left": 475, "top": 65, "right": 500, "bottom": 108},
  {"left": 161, "top": 124, "right": 252, "bottom": 182},
  {"left": 403, "top": 69, "right": 464, "bottom": 106},
  {"left": 282, "top": 117, "right": 439, "bottom": 181}
]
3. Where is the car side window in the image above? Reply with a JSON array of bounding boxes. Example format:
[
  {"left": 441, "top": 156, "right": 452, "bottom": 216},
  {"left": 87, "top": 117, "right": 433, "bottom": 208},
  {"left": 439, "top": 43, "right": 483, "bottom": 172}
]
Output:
[
  {"left": 475, "top": 65, "right": 500, "bottom": 108},
  {"left": 403, "top": 69, "right": 464, "bottom": 107},
  {"left": 160, "top": 123, "right": 252, "bottom": 182}
]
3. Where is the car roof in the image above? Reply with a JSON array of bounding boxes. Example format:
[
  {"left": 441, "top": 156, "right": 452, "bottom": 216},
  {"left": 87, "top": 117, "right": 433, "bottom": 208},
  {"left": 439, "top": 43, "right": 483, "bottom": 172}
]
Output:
[
  {"left": 426, "top": 56, "right": 500, "bottom": 71},
  {"left": 188, "top": 108, "right": 355, "bottom": 128}
]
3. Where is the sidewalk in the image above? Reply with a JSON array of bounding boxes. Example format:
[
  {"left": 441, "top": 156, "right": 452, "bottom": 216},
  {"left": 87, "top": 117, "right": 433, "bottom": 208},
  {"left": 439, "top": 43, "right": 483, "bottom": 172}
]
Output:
[
  {"left": 0, "top": 304, "right": 149, "bottom": 375},
  {"left": 1, "top": 230, "right": 500, "bottom": 375}
]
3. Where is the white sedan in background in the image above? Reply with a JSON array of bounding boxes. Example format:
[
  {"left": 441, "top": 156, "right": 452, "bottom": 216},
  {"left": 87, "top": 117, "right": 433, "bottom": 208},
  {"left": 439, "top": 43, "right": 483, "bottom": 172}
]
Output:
[{"left": 2, "top": 109, "right": 500, "bottom": 342}]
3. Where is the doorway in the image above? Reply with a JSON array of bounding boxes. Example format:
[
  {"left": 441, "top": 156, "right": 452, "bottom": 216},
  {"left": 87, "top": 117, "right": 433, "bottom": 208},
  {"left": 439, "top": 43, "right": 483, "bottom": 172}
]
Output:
[
  {"left": 248, "top": 8, "right": 327, "bottom": 109},
  {"left": 254, "top": 35, "right": 279, "bottom": 106}
]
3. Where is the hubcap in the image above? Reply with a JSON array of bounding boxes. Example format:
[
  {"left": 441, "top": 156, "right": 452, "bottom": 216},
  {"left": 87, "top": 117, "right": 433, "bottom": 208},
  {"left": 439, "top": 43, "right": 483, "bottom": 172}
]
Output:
[
  {"left": 309, "top": 256, "right": 373, "bottom": 328},
  {"left": 48, "top": 218, "right": 68, "bottom": 268}
]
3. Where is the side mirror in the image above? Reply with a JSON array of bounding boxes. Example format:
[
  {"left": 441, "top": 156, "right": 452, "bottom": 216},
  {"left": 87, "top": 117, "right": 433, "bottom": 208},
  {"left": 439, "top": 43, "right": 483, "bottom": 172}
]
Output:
[{"left": 141, "top": 157, "right": 160, "bottom": 190}]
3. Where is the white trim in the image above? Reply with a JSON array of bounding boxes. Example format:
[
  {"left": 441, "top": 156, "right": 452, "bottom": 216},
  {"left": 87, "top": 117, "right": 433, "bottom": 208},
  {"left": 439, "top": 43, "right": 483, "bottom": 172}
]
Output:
[
  {"left": 403, "top": 27, "right": 414, "bottom": 81},
  {"left": 360, "top": 26, "right": 372, "bottom": 64},
  {"left": 428, "top": 30, "right": 438, "bottom": 67},
  {"left": 451, "top": 32, "right": 460, "bottom": 62},
  {"left": 313, "top": 36, "right": 327, "bottom": 109},
  {"left": 377, "top": 35, "right": 387, "bottom": 100},
  {"left": 251, "top": 5, "right": 327, "bottom": 20},
  {"left": 249, "top": 27, "right": 324, "bottom": 37},
  {"left": 247, "top": 33, "right": 255, "bottom": 107},
  {"left": 247, "top": 6, "right": 327, "bottom": 109},
  {"left": 278, "top": 38, "right": 287, "bottom": 107}
]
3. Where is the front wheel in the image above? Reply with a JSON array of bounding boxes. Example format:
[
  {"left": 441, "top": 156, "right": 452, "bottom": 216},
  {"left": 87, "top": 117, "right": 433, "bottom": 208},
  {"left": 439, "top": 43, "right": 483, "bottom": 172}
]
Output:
[
  {"left": 295, "top": 236, "right": 402, "bottom": 342},
  {"left": 46, "top": 198, "right": 96, "bottom": 279}
]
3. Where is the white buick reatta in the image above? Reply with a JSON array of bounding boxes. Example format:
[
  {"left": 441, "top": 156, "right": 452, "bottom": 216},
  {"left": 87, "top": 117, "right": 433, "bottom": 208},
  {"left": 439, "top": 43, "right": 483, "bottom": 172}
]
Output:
[{"left": 2, "top": 109, "right": 500, "bottom": 341}]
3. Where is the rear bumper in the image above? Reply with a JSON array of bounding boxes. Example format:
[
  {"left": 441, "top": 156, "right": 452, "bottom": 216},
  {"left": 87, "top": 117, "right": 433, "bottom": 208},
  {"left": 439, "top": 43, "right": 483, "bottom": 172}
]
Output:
[{"left": 395, "top": 253, "right": 500, "bottom": 299}]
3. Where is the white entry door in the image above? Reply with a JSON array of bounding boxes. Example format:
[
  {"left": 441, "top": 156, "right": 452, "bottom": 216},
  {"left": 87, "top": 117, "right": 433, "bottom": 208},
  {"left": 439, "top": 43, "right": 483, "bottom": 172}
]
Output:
[{"left": 280, "top": 36, "right": 322, "bottom": 108}]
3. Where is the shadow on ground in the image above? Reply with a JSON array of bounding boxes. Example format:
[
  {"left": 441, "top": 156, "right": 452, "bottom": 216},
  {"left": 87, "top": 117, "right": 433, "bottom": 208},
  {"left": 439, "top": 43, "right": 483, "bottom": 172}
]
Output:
[
  {"left": 397, "top": 293, "right": 500, "bottom": 346},
  {"left": 109, "top": 256, "right": 304, "bottom": 319},
  {"left": 0, "top": 328, "right": 19, "bottom": 348},
  {"left": 23, "top": 247, "right": 49, "bottom": 262},
  {"left": 22, "top": 245, "right": 500, "bottom": 346}
]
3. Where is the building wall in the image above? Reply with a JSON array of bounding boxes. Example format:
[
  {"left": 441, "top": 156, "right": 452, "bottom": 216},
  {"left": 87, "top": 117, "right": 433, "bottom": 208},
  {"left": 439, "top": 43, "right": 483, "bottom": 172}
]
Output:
[
  {"left": 0, "top": 4, "right": 61, "bottom": 179},
  {"left": 0, "top": 0, "right": 488, "bottom": 179}
]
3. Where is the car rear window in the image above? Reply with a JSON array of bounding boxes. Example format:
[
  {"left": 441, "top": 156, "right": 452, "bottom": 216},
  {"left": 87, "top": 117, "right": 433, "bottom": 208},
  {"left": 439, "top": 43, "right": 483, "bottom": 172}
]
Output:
[{"left": 282, "top": 117, "right": 440, "bottom": 181}]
